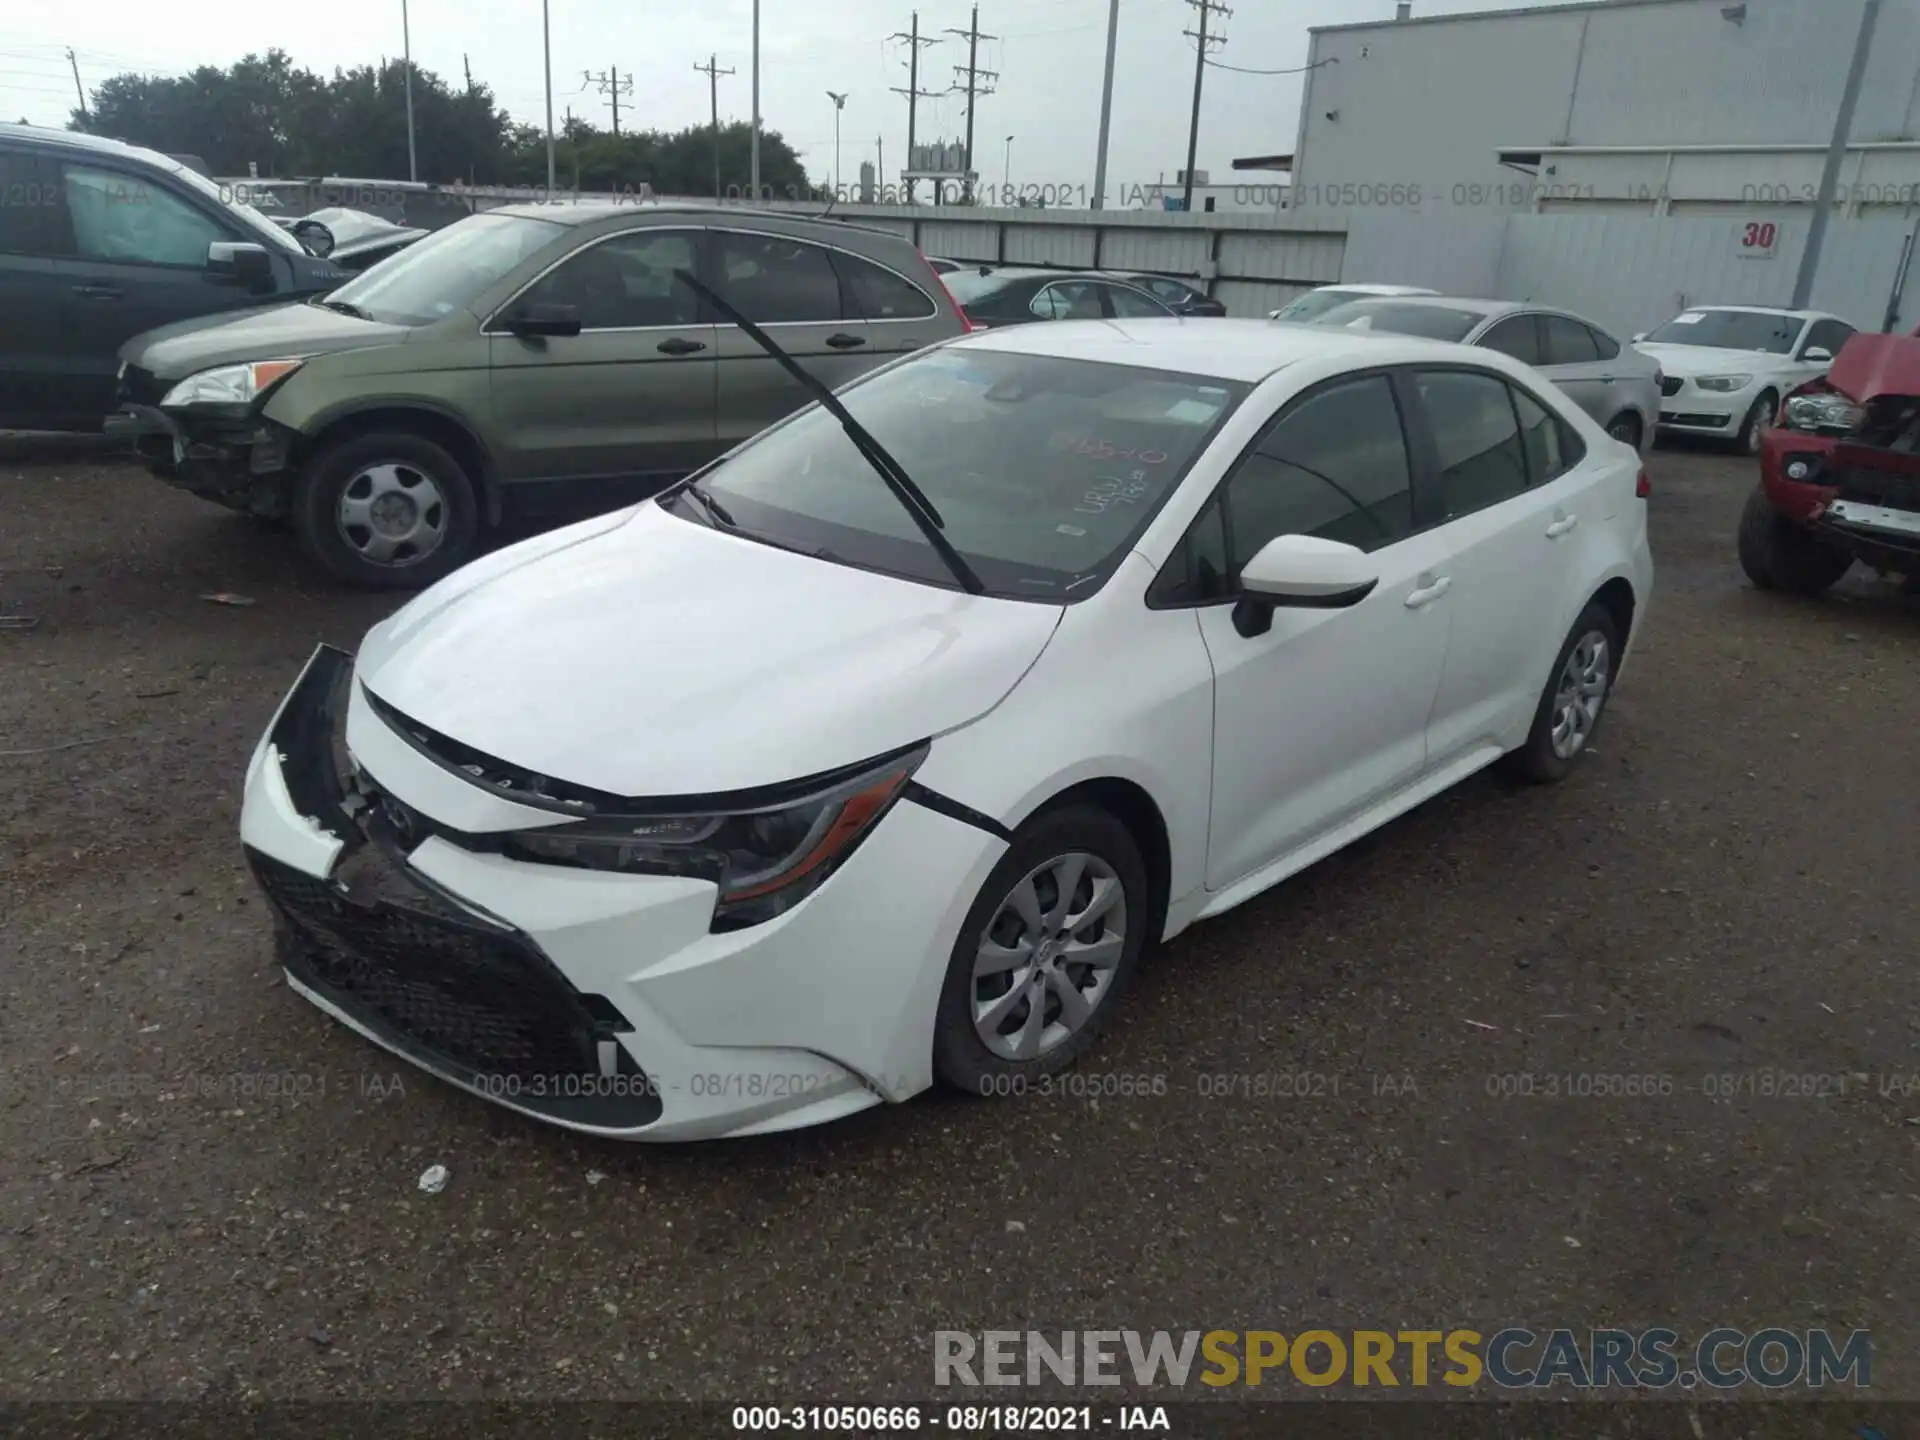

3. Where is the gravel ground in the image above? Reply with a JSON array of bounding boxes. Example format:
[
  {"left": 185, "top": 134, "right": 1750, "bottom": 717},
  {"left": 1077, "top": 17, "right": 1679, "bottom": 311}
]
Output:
[{"left": 2, "top": 436, "right": 1918, "bottom": 1415}]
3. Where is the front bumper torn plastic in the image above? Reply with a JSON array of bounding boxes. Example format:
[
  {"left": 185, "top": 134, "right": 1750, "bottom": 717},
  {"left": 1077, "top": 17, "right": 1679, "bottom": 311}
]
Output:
[
  {"left": 107, "top": 403, "right": 298, "bottom": 518},
  {"left": 245, "top": 646, "right": 666, "bottom": 1129}
]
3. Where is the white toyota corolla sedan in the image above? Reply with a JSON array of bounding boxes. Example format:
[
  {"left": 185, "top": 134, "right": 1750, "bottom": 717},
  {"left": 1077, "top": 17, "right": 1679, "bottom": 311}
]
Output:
[{"left": 241, "top": 318, "right": 1654, "bottom": 1141}]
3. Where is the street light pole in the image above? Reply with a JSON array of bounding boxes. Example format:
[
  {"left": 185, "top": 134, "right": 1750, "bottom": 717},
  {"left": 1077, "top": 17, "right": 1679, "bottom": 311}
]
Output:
[
  {"left": 827, "top": 91, "right": 848, "bottom": 199},
  {"left": 1003, "top": 134, "right": 1014, "bottom": 198},
  {"left": 402, "top": 0, "right": 417, "bottom": 182},
  {"left": 750, "top": 0, "right": 762, "bottom": 199},
  {"left": 542, "top": 0, "right": 556, "bottom": 197},
  {"left": 1092, "top": 0, "right": 1119, "bottom": 209}
]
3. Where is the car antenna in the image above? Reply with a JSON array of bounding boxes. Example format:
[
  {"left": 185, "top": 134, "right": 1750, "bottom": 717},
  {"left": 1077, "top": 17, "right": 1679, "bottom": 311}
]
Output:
[{"left": 671, "top": 268, "right": 987, "bottom": 596}]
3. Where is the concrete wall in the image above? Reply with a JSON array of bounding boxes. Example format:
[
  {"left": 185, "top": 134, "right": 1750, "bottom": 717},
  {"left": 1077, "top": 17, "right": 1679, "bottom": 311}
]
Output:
[{"left": 1292, "top": 0, "right": 1920, "bottom": 214}]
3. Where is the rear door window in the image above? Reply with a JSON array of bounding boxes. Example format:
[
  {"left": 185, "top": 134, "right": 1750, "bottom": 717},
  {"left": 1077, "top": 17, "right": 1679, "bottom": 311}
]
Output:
[
  {"left": 1480, "top": 315, "right": 1545, "bottom": 366},
  {"left": 515, "top": 228, "right": 704, "bottom": 329},
  {"left": 1512, "top": 385, "right": 1585, "bottom": 484},
  {"left": 1414, "top": 369, "right": 1532, "bottom": 519},
  {"left": 1541, "top": 314, "right": 1601, "bottom": 366},
  {"left": 1105, "top": 284, "right": 1171, "bottom": 318},
  {"left": 713, "top": 231, "right": 845, "bottom": 323}
]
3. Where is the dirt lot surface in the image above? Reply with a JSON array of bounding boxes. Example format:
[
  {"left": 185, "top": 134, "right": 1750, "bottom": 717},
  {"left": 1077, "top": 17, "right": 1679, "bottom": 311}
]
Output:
[{"left": 2, "top": 435, "right": 1918, "bottom": 1417}]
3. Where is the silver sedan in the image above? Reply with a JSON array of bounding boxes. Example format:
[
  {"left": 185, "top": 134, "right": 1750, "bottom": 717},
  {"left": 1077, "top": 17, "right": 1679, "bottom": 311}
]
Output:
[{"left": 1284, "top": 297, "right": 1661, "bottom": 451}]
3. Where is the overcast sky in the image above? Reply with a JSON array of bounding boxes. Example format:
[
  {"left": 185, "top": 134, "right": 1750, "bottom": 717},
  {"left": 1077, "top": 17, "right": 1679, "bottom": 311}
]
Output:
[{"left": 2, "top": 0, "right": 1560, "bottom": 190}]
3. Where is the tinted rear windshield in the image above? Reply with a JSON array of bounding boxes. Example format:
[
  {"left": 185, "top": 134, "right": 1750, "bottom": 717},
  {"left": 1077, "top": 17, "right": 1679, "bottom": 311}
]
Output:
[
  {"left": 1312, "top": 300, "right": 1486, "bottom": 342},
  {"left": 669, "top": 347, "right": 1248, "bottom": 601},
  {"left": 1644, "top": 310, "right": 1804, "bottom": 354}
]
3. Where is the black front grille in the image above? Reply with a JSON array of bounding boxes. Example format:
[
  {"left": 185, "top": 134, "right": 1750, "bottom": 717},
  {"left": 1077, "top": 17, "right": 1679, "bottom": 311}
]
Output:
[
  {"left": 1833, "top": 467, "right": 1920, "bottom": 511},
  {"left": 1660, "top": 376, "right": 1684, "bottom": 397},
  {"left": 251, "top": 847, "right": 662, "bottom": 1127}
]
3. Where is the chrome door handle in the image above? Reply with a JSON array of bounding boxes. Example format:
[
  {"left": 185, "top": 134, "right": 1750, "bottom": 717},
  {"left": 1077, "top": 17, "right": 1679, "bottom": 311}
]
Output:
[
  {"left": 1545, "top": 515, "right": 1579, "bottom": 539},
  {"left": 1404, "top": 576, "right": 1452, "bottom": 609}
]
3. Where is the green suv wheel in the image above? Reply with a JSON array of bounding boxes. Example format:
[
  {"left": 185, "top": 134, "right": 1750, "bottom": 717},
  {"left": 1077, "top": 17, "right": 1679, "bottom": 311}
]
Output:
[{"left": 295, "top": 432, "right": 481, "bottom": 590}]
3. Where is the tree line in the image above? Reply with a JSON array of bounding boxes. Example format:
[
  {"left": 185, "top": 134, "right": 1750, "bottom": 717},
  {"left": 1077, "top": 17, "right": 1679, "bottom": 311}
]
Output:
[{"left": 67, "top": 49, "right": 812, "bottom": 197}]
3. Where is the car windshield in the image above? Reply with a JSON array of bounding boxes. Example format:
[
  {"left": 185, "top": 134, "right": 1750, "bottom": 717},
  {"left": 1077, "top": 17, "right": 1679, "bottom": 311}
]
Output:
[
  {"left": 1271, "top": 288, "right": 1377, "bottom": 323},
  {"left": 674, "top": 347, "right": 1248, "bottom": 601},
  {"left": 166, "top": 161, "right": 304, "bottom": 253},
  {"left": 1310, "top": 299, "right": 1486, "bottom": 342},
  {"left": 323, "top": 212, "right": 567, "bottom": 325},
  {"left": 1644, "top": 310, "right": 1805, "bottom": 353}
]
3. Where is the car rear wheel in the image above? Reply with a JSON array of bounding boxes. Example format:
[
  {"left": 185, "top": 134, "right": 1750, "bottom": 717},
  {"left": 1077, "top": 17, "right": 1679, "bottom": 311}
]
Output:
[
  {"left": 933, "top": 805, "right": 1149, "bottom": 1096},
  {"left": 294, "top": 431, "right": 480, "bottom": 590},
  {"left": 1737, "top": 485, "right": 1851, "bottom": 595},
  {"left": 1736, "top": 391, "right": 1777, "bottom": 455},
  {"left": 1502, "top": 602, "right": 1621, "bottom": 785},
  {"left": 1605, "top": 412, "right": 1643, "bottom": 449}
]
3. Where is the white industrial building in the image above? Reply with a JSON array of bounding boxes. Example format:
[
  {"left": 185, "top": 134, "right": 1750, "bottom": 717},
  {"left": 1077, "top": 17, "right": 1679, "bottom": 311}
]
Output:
[{"left": 1287, "top": 0, "right": 1920, "bottom": 217}]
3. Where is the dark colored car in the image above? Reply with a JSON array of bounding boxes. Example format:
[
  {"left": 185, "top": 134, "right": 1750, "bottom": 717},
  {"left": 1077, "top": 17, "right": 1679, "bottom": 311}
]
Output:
[
  {"left": 108, "top": 204, "right": 969, "bottom": 588},
  {"left": 1743, "top": 332, "right": 1920, "bottom": 595},
  {"left": 940, "top": 267, "right": 1177, "bottom": 328},
  {"left": 1103, "top": 271, "right": 1226, "bottom": 317},
  {"left": 0, "top": 122, "right": 353, "bottom": 431}
]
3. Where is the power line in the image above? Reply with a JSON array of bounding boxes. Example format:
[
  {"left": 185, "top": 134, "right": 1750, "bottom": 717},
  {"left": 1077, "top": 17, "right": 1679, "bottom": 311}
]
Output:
[
  {"left": 947, "top": 6, "right": 997, "bottom": 203},
  {"left": 1200, "top": 53, "right": 1338, "bottom": 76},
  {"left": 583, "top": 65, "right": 635, "bottom": 135}
]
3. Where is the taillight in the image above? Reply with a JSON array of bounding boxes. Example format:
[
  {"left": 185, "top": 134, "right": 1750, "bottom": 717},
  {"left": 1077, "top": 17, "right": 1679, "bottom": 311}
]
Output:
[
  {"left": 922, "top": 249, "right": 974, "bottom": 333},
  {"left": 1635, "top": 466, "right": 1652, "bottom": 499}
]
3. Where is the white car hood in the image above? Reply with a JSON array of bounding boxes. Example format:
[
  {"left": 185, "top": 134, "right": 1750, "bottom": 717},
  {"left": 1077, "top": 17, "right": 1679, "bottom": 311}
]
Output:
[
  {"left": 1636, "top": 343, "right": 1791, "bottom": 378},
  {"left": 354, "top": 501, "right": 1063, "bottom": 798}
]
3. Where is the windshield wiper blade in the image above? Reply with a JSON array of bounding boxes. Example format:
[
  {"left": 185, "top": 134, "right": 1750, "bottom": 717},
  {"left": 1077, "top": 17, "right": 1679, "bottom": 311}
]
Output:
[
  {"left": 680, "top": 480, "right": 737, "bottom": 529},
  {"left": 672, "top": 267, "right": 986, "bottom": 597},
  {"left": 314, "top": 297, "right": 368, "bottom": 319}
]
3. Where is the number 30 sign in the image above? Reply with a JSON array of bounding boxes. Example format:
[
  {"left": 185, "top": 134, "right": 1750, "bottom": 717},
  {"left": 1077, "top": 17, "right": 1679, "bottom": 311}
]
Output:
[{"left": 1738, "top": 220, "right": 1780, "bottom": 258}]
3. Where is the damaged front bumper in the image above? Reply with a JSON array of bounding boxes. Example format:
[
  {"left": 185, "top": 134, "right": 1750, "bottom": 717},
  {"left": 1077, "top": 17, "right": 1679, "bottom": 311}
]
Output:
[
  {"left": 105, "top": 402, "right": 298, "bottom": 518},
  {"left": 241, "top": 646, "right": 993, "bottom": 1140}
]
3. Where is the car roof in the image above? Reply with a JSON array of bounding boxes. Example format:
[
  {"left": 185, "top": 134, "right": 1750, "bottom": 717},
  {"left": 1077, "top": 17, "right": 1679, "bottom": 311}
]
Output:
[
  {"left": 955, "top": 316, "right": 1490, "bottom": 383},
  {"left": 481, "top": 201, "right": 918, "bottom": 244},
  {"left": 0, "top": 121, "right": 187, "bottom": 170}
]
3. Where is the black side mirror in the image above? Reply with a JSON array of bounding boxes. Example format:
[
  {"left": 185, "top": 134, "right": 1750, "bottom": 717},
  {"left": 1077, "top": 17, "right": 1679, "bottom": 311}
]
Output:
[
  {"left": 207, "top": 241, "right": 275, "bottom": 290},
  {"left": 507, "top": 303, "right": 584, "bottom": 339}
]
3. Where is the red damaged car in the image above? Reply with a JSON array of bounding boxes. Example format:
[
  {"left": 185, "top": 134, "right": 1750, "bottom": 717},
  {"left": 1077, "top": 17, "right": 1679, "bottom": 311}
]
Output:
[{"left": 1742, "top": 332, "right": 1920, "bottom": 595}]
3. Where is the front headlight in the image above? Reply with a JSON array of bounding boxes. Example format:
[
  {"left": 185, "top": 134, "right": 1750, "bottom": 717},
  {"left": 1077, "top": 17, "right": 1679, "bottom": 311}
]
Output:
[
  {"left": 159, "top": 358, "right": 304, "bottom": 408},
  {"left": 501, "top": 745, "right": 928, "bottom": 930},
  {"left": 1694, "top": 374, "right": 1752, "bottom": 393},
  {"left": 1783, "top": 393, "right": 1864, "bottom": 433}
]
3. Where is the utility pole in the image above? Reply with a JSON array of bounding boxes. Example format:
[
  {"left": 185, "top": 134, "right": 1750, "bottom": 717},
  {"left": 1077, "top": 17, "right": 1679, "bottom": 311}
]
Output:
[
  {"left": 564, "top": 105, "right": 580, "bottom": 191},
  {"left": 1793, "top": 0, "right": 1883, "bottom": 309},
  {"left": 65, "top": 47, "right": 87, "bottom": 119},
  {"left": 1091, "top": 0, "right": 1120, "bottom": 209},
  {"left": 750, "top": 0, "right": 761, "bottom": 199},
  {"left": 696, "top": 56, "right": 736, "bottom": 199},
  {"left": 948, "top": 7, "right": 998, "bottom": 204},
  {"left": 401, "top": 0, "right": 417, "bottom": 181},
  {"left": 1182, "top": 0, "right": 1230, "bottom": 213},
  {"left": 826, "top": 91, "right": 848, "bottom": 198},
  {"left": 877, "top": 135, "right": 884, "bottom": 201},
  {"left": 888, "top": 14, "right": 942, "bottom": 204},
  {"left": 585, "top": 66, "right": 635, "bottom": 136},
  {"left": 542, "top": 0, "right": 556, "bottom": 197}
]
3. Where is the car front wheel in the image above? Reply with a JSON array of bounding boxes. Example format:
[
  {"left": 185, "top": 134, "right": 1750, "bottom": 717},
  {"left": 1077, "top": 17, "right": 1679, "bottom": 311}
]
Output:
[
  {"left": 294, "top": 431, "right": 480, "bottom": 590},
  {"left": 1737, "top": 485, "right": 1851, "bottom": 595},
  {"left": 1736, "top": 391, "right": 1778, "bottom": 455},
  {"left": 933, "top": 805, "right": 1150, "bottom": 1096}
]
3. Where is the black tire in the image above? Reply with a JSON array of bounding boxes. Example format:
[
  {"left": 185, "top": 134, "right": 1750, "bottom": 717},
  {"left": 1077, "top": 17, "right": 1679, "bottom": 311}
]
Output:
[
  {"left": 1734, "top": 390, "right": 1777, "bottom": 456},
  {"left": 1605, "top": 412, "right": 1643, "bottom": 450},
  {"left": 1501, "top": 602, "right": 1622, "bottom": 786},
  {"left": 293, "top": 431, "right": 480, "bottom": 590},
  {"left": 933, "top": 805, "right": 1150, "bottom": 1096},
  {"left": 1736, "top": 485, "right": 1850, "bottom": 595}
]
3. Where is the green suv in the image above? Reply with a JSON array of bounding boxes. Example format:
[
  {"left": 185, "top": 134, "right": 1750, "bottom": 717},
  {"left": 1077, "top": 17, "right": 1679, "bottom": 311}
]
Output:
[{"left": 110, "top": 203, "right": 968, "bottom": 587}]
